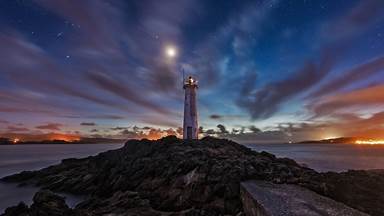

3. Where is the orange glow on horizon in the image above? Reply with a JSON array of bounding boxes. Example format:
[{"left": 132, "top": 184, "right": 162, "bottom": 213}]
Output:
[
  {"left": 49, "top": 134, "right": 80, "bottom": 142},
  {"left": 1, "top": 133, "right": 81, "bottom": 143},
  {"left": 355, "top": 139, "right": 384, "bottom": 145},
  {"left": 323, "top": 136, "right": 338, "bottom": 140}
]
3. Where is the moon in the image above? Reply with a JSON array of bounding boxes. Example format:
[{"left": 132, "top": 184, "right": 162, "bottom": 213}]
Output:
[{"left": 165, "top": 46, "right": 177, "bottom": 58}]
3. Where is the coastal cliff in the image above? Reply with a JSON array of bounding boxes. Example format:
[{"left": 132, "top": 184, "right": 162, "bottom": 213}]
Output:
[{"left": 1, "top": 136, "right": 384, "bottom": 215}]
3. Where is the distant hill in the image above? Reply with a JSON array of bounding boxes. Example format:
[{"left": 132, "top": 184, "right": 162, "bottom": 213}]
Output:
[
  {"left": 76, "top": 137, "right": 126, "bottom": 144},
  {"left": 0, "top": 137, "right": 125, "bottom": 145},
  {"left": 0, "top": 137, "right": 12, "bottom": 145},
  {"left": 298, "top": 137, "right": 357, "bottom": 144}
]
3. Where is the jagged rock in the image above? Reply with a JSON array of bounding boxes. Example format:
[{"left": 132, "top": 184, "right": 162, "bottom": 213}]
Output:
[
  {"left": 301, "top": 169, "right": 384, "bottom": 216},
  {"left": 2, "top": 190, "right": 74, "bottom": 216},
  {"left": 1, "top": 136, "right": 383, "bottom": 215},
  {"left": 30, "top": 190, "right": 73, "bottom": 216},
  {"left": 1, "top": 202, "right": 29, "bottom": 216}
]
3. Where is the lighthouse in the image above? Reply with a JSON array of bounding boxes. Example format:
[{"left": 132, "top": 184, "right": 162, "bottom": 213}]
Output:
[{"left": 183, "top": 76, "right": 198, "bottom": 140}]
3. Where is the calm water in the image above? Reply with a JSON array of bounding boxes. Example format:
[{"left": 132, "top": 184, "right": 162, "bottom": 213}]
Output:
[
  {"left": 1, "top": 142, "right": 384, "bottom": 213},
  {"left": 0, "top": 143, "right": 124, "bottom": 213},
  {"left": 246, "top": 143, "right": 384, "bottom": 172}
]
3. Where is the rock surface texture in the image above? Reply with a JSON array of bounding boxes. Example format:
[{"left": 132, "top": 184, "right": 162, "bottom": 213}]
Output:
[
  {"left": 2, "top": 190, "right": 74, "bottom": 216},
  {"left": 1, "top": 136, "right": 383, "bottom": 215}
]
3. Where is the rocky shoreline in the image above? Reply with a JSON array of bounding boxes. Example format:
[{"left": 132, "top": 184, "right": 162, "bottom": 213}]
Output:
[{"left": 1, "top": 136, "right": 384, "bottom": 215}]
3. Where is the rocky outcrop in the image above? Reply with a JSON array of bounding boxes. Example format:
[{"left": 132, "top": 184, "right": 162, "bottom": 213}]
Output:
[
  {"left": 1, "top": 203, "right": 29, "bottom": 216},
  {"left": 2, "top": 190, "right": 74, "bottom": 216},
  {"left": 301, "top": 169, "right": 384, "bottom": 216},
  {"left": 1, "top": 136, "right": 384, "bottom": 215}
]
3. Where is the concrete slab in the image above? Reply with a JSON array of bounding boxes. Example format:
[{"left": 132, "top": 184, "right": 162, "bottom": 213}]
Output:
[{"left": 240, "top": 181, "right": 368, "bottom": 216}]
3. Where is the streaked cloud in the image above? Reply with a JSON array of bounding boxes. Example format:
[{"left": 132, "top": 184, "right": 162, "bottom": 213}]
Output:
[
  {"left": 80, "top": 122, "right": 97, "bottom": 126},
  {"left": 0, "top": 0, "right": 383, "bottom": 142},
  {"left": 36, "top": 123, "right": 63, "bottom": 131}
]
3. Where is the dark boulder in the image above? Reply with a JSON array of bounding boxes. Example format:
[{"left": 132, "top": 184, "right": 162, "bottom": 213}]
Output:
[
  {"left": 1, "top": 202, "right": 29, "bottom": 216},
  {"left": 2, "top": 190, "right": 74, "bottom": 216}
]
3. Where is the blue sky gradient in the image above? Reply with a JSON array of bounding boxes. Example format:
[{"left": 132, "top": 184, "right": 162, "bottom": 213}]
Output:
[{"left": 0, "top": 0, "right": 383, "bottom": 142}]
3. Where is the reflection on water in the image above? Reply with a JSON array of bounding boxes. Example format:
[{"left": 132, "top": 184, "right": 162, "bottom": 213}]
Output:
[
  {"left": 0, "top": 144, "right": 124, "bottom": 178},
  {"left": 246, "top": 143, "right": 384, "bottom": 172},
  {"left": 0, "top": 143, "right": 123, "bottom": 213}
]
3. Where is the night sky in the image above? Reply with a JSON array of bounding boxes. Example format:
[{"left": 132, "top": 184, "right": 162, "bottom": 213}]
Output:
[{"left": 0, "top": 0, "right": 383, "bottom": 143}]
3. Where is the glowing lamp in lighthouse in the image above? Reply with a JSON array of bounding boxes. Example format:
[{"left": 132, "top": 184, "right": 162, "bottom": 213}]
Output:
[{"left": 183, "top": 76, "right": 198, "bottom": 140}]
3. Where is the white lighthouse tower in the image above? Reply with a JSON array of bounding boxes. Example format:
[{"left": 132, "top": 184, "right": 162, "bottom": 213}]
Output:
[{"left": 183, "top": 76, "right": 198, "bottom": 140}]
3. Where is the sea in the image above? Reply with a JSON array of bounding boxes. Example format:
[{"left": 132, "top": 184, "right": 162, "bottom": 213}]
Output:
[
  {"left": 1, "top": 142, "right": 384, "bottom": 213},
  {"left": 0, "top": 143, "right": 124, "bottom": 213}
]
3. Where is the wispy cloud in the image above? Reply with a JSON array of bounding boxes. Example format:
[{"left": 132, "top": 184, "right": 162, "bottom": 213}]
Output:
[
  {"left": 87, "top": 71, "right": 171, "bottom": 115},
  {"left": 0, "top": 119, "right": 9, "bottom": 124},
  {"left": 36, "top": 123, "right": 63, "bottom": 131},
  {"left": 80, "top": 122, "right": 96, "bottom": 126},
  {"left": 310, "top": 84, "right": 384, "bottom": 117},
  {"left": 236, "top": 0, "right": 384, "bottom": 120},
  {"left": 7, "top": 126, "right": 30, "bottom": 132},
  {"left": 308, "top": 56, "right": 384, "bottom": 98}
]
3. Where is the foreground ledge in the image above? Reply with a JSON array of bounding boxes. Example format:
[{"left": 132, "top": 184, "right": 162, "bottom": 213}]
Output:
[{"left": 241, "top": 181, "right": 368, "bottom": 216}]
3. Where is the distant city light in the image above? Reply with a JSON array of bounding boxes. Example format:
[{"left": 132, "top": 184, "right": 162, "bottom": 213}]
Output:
[
  {"left": 323, "top": 137, "right": 336, "bottom": 140},
  {"left": 355, "top": 140, "right": 384, "bottom": 145},
  {"left": 13, "top": 138, "right": 20, "bottom": 143}
]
